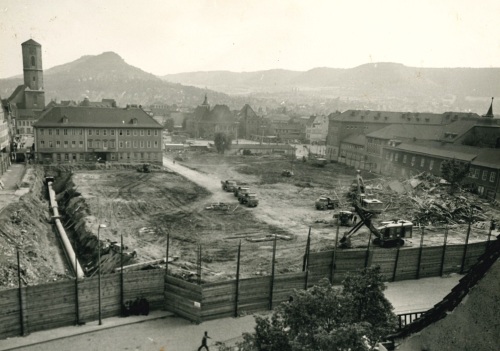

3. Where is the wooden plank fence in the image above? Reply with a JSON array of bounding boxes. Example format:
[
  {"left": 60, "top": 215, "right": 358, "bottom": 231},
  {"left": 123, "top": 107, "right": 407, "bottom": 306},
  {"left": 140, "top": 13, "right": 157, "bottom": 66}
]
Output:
[
  {"left": 0, "top": 240, "right": 492, "bottom": 340},
  {"left": 0, "top": 269, "right": 165, "bottom": 339}
]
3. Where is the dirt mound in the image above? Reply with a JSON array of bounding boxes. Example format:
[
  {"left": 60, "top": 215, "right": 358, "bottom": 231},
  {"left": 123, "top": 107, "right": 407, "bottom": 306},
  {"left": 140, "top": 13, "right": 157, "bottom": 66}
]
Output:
[{"left": 0, "top": 166, "right": 70, "bottom": 290}]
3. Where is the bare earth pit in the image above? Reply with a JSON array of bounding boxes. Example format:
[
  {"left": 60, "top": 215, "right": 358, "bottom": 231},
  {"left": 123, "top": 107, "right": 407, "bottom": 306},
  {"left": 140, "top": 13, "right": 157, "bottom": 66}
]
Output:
[{"left": 67, "top": 151, "right": 496, "bottom": 283}]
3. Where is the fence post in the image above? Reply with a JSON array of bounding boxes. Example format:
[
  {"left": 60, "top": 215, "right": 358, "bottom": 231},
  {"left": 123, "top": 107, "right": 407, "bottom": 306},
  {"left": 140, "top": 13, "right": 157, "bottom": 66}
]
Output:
[
  {"left": 269, "top": 235, "right": 277, "bottom": 310},
  {"left": 165, "top": 233, "right": 170, "bottom": 277},
  {"left": 197, "top": 244, "right": 202, "bottom": 285},
  {"left": 364, "top": 231, "right": 372, "bottom": 268},
  {"left": 17, "top": 250, "right": 25, "bottom": 336},
  {"left": 416, "top": 226, "right": 425, "bottom": 279},
  {"left": 74, "top": 238, "right": 80, "bottom": 325},
  {"left": 303, "top": 227, "right": 311, "bottom": 271},
  {"left": 392, "top": 235, "right": 400, "bottom": 282},
  {"left": 235, "top": 240, "right": 241, "bottom": 318},
  {"left": 330, "top": 220, "right": 340, "bottom": 284},
  {"left": 487, "top": 219, "right": 495, "bottom": 249},
  {"left": 460, "top": 215, "right": 472, "bottom": 274},
  {"left": 120, "top": 234, "right": 124, "bottom": 315},
  {"left": 304, "top": 229, "right": 311, "bottom": 290},
  {"left": 440, "top": 225, "right": 448, "bottom": 277}
]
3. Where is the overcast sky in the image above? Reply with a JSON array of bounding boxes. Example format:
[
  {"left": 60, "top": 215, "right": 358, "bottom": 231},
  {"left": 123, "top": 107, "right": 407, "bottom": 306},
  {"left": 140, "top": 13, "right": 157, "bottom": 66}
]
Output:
[{"left": 1, "top": 0, "right": 499, "bottom": 78}]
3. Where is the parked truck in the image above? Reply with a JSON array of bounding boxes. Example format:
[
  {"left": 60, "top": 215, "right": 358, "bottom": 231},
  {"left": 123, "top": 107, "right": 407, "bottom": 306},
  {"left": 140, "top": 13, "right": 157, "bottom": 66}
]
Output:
[
  {"left": 315, "top": 195, "right": 339, "bottom": 210},
  {"left": 240, "top": 193, "right": 259, "bottom": 207},
  {"left": 237, "top": 187, "right": 251, "bottom": 202},
  {"left": 221, "top": 180, "right": 237, "bottom": 192}
]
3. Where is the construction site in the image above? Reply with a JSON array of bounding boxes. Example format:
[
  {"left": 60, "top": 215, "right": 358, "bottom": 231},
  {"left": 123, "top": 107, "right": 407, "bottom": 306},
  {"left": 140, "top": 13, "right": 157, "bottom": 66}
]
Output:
[{"left": 1, "top": 148, "right": 499, "bottom": 290}]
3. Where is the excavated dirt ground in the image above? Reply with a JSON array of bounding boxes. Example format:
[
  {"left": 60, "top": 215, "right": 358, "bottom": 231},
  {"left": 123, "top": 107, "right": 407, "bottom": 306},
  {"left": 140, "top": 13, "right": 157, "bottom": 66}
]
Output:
[{"left": 1, "top": 150, "right": 499, "bottom": 288}]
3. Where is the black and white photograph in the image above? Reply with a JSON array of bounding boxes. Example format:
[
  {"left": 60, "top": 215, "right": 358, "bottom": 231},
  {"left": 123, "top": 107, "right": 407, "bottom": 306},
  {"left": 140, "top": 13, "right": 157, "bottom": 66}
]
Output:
[{"left": 0, "top": 1, "right": 499, "bottom": 350}]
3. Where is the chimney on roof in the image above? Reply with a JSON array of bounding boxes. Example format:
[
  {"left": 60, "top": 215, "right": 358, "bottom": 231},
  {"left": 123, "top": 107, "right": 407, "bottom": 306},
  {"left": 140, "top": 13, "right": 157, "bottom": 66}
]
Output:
[{"left": 482, "top": 97, "right": 494, "bottom": 118}]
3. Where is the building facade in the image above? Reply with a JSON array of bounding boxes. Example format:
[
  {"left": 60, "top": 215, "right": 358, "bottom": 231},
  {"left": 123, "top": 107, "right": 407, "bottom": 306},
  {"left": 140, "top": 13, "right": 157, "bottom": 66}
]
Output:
[
  {"left": 33, "top": 106, "right": 163, "bottom": 165},
  {"left": 305, "top": 114, "right": 329, "bottom": 144}
]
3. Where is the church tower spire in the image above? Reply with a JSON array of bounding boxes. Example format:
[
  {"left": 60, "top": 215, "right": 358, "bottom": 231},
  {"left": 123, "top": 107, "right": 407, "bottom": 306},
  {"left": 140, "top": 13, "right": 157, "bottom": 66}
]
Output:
[
  {"left": 483, "top": 97, "right": 494, "bottom": 118},
  {"left": 21, "top": 39, "right": 45, "bottom": 109}
]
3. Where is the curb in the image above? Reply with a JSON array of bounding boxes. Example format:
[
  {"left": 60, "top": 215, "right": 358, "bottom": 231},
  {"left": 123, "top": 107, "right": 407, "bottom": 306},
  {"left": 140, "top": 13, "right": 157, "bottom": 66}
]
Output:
[{"left": 0, "top": 311, "right": 174, "bottom": 351}]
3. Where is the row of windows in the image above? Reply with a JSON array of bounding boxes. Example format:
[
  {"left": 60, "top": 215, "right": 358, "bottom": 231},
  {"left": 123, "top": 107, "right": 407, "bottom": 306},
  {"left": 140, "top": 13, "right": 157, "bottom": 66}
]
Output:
[
  {"left": 386, "top": 152, "right": 437, "bottom": 171},
  {"left": 469, "top": 168, "right": 496, "bottom": 183},
  {"left": 38, "top": 128, "right": 160, "bottom": 137},
  {"left": 18, "top": 120, "right": 35, "bottom": 126},
  {"left": 51, "top": 152, "right": 160, "bottom": 162},
  {"left": 387, "top": 152, "right": 498, "bottom": 184},
  {"left": 39, "top": 140, "right": 159, "bottom": 149}
]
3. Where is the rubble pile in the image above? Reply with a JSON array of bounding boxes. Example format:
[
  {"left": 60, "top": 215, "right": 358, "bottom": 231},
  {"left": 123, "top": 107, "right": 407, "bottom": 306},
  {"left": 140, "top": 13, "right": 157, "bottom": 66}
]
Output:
[{"left": 362, "top": 172, "right": 497, "bottom": 227}]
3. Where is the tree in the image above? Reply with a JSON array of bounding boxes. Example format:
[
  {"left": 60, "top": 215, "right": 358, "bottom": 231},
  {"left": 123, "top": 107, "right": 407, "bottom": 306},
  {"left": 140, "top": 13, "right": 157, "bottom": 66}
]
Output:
[
  {"left": 214, "top": 132, "right": 232, "bottom": 154},
  {"left": 164, "top": 118, "right": 175, "bottom": 132},
  {"left": 239, "top": 267, "right": 396, "bottom": 351},
  {"left": 440, "top": 158, "right": 470, "bottom": 194}
]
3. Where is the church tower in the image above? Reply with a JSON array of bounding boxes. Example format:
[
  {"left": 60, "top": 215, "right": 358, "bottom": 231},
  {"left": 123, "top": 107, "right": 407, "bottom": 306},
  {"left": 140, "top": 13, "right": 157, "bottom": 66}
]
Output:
[{"left": 21, "top": 39, "right": 45, "bottom": 109}]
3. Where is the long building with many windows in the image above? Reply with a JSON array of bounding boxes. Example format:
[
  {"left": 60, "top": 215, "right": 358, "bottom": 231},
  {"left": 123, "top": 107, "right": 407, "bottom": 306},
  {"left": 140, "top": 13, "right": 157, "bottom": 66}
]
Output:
[{"left": 33, "top": 106, "right": 163, "bottom": 164}]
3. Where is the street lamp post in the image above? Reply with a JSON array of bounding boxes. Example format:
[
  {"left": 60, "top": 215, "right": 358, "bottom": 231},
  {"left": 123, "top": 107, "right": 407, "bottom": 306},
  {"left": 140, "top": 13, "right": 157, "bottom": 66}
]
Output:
[{"left": 97, "top": 224, "right": 107, "bottom": 325}]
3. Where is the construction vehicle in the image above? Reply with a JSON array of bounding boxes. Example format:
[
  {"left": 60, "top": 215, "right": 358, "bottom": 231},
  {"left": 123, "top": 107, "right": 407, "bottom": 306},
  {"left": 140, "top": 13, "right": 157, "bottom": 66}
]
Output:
[
  {"left": 340, "top": 203, "right": 413, "bottom": 248},
  {"left": 221, "top": 180, "right": 237, "bottom": 192},
  {"left": 237, "top": 188, "right": 251, "bottom": 202},
  {"left": 333, "top": 210, "right": 355, "bottom": 226},
  {"left": 351, "top": 170, "right": 384, "bottom": 214},
  {"left": 315, "top": 195, "right": 339, "bottom": 210},
  {"left": 233, "top": 184, "right": 249, "bottom": 197},
  {"left": 313, "top": 158, "right": 328, "bottom": 167},
  {"left": 137, "top": 163, "right": 151, "bottom": 173},
  {"left": 240, "top": 193, "right": 259, "bottom": 207}
]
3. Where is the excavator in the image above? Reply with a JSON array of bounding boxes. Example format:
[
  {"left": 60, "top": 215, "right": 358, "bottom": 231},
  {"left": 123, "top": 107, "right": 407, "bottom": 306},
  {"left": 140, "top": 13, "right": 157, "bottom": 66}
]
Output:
[
  {"left": 352, "top": 170, "right": 384, "bottom": 214},
  {"left": 340, "top": 170, "right": 413, "bottom": 248},
  {"left": 339, "top": 203, "right": 413, "bottom": 248}
]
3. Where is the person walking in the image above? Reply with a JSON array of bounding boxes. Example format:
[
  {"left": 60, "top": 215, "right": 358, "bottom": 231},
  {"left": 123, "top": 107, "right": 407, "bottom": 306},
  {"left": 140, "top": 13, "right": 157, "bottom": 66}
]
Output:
[{"left": 198, "top": 331, "right": 211, "bottom": 351}]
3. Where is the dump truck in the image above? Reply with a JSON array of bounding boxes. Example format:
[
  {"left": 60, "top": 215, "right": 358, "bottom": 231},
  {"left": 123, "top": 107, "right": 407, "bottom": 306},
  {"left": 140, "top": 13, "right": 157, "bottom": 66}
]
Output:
[
  {"left": 241, "top": 193, "right": 259, "bottom": 207},
  {"left": 221, "top": 180, "right": 237, "bottom": 192},
  {"left": 333, "top": 210, "right": 355, "bottom": 226},
  {"left": 315, "top": 195, "right": 339, "bottom": 210},
  {"left": 233, "top": 184, "right": 249, "bottom": 197},
  {"left": 237, "top": 188, "right": 251, "bottom": 202},
  {"left": 137, "top": 163, "right": 151, "bottom": 173}
]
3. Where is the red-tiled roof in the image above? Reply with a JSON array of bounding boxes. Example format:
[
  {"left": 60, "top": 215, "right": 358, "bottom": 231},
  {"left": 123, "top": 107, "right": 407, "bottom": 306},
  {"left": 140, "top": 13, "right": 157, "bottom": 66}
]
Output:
[{"left": 33, "top": 106, "right": 163, "bottom": 128}]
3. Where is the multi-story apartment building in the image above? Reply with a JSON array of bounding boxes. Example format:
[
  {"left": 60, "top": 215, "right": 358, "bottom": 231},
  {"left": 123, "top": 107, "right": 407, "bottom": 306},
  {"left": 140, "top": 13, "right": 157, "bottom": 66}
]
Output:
[
  {"left": 382, "top": 141, "right": 500, "bottom": 200},
  {"left": 325, "top": 110, "right": 476, "bottom": 162},
  {"left": 305, "top": 114, "right": 329, "bottom": 144},
  {"left": 33, "top": 106, "right": 163, "bottom": 165}
]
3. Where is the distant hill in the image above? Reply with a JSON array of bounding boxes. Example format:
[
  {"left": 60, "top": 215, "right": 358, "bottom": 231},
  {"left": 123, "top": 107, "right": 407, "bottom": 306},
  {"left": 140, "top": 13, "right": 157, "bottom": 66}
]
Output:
[
  {"left": 1, "top": 54, "right": 498, "bottom": 114},
  {"left": 163, "top": 63, "right": 500, "bottom": 97},
  {"left": 0, "top": 52, "right": 236, "bottom": 107},
  {"left": 162, "top": 63, "right": 500, "bottom": 113}
]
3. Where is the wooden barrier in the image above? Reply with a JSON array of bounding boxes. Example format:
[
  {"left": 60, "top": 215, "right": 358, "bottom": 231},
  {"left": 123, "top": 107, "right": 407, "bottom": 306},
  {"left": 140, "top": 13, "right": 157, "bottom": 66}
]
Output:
[
  {"left": 0, "top": 269, "right": 165, "bottom": 340},
  {"left": 0, "top": 239, "right": 492, "bottom": 339},
  {"left": 164, "top": 275, "right": 202, "bottom": 322},
  {"left": 309, "top": 242, "right": 489, "bottom": 284}
]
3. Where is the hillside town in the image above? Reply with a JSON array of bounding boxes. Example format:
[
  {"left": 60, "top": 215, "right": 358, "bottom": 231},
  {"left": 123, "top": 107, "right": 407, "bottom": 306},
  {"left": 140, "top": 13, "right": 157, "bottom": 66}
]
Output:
[{"left": 0, "top": 38, "right": 499, "bottom": 351}]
